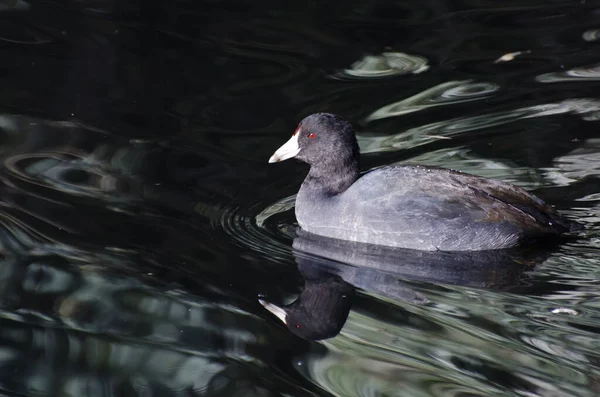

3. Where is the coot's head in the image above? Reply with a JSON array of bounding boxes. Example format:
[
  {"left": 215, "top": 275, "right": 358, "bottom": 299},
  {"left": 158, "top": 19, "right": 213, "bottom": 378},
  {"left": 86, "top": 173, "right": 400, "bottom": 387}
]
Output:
[{"left": 269, "top": 113, "right": 359, "bottom": 166}]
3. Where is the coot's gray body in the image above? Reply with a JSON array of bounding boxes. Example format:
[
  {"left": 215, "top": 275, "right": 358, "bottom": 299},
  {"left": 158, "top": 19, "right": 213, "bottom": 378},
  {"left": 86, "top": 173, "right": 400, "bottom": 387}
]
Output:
[
  {"left": 269, "top": 113, "right": 581, "bottom": 251},
  {"left": 297, "top": 164, "right": 577, "bottom": 251}
]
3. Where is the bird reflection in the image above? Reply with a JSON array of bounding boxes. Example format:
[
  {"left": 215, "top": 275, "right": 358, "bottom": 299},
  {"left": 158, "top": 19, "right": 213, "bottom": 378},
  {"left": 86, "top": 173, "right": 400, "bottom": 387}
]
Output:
[
  {"left": 260, "top": 230, "right": 554, "bottom": 340},
  {"left": 260, "top": 275, "right": 354, "bottom": 341}
]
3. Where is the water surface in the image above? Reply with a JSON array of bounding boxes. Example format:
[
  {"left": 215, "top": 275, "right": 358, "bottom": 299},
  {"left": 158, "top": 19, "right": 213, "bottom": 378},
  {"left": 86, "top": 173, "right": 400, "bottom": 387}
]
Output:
[{"left": 0, "top": 1, "right": 600, "bottom": 396}]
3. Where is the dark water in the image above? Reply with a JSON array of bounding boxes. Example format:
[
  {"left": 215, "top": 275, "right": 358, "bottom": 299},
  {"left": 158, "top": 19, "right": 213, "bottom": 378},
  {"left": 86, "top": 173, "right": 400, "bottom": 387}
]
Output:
[{"left": 0, "top": 0, "right": 600, "bottom": 396}]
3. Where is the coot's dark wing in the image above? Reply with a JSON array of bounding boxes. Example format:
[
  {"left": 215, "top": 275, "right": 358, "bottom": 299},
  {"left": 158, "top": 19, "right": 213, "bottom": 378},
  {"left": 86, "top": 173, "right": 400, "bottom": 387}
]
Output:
[
  {"left": 443, "top": 167, "right": 582, "bottom": 233},
  {"left": 341, "top": 165, "right": 580, "bottom": 250}
]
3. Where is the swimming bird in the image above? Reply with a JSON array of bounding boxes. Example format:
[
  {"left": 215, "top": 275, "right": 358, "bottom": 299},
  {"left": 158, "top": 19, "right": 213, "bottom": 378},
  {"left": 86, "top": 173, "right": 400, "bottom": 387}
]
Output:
[{"left": 268, "top": 113, "right": 582, "bottom": 251}]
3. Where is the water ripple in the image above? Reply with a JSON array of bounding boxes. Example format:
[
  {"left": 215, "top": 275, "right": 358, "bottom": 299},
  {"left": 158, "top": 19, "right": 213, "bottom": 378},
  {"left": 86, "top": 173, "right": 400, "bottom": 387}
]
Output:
[
  {"left": 218, "top": 201, "right": 295, "bottom": 261},
  {"left": 336, "top": 52, "right": 429, "bottom": 80},
  {"left": 299, "top": 351, "right": 491, "bottom": 397},
  {"left": 4, "top": 152, "right": 142, "bottom": 202},
  {"left": 536, "top": 63, "right": 600, "bottom": 83},
  {"left": 359, "top": 98, "right": 600, "bottom": 153},
  {"left": 543, "top": 138, "right": 600, "bottom": 187},
  {"left": 296, "top": 290, "right": 599, "bottom": 397},
  {"left": 366, "top": 80, "right": 499, "bottom": 122},
  {"left": 0, "top": 251, "right": 281, "bottom": 396}
]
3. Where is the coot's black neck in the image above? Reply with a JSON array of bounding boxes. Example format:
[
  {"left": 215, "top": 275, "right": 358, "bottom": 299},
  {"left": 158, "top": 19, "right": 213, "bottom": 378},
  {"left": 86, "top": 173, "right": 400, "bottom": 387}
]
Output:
[{"left": 301, "top": 156, "right": 360, "bottom": 197}]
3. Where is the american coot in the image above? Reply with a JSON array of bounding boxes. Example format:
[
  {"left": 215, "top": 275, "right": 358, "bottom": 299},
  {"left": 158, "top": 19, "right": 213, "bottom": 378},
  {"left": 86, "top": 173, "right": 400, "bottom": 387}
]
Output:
[{"left": 268, "top": 113, "right": 582, "bottom": 251}]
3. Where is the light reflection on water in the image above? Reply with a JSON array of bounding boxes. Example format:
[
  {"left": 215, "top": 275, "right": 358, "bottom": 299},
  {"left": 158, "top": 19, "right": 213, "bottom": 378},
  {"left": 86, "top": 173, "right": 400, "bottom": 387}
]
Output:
[
  {"left": 365, "top": 80, "right": 500, "bottom": 122},
  {"left": 337, "top": 52, "right": 430, "bottom": 79},
  {"left": 0, "top": 254, "right": 262, "bottom": 396},
  {"left": 358, "top": 98, "right": 600, "bottom": 153},
  {"left": 281, "top": 237, "right": 600, "bottom": 396},
  {"left": 536, "top": 63, "right": 600, "bottom": 83},
  {"left": 0, "top": 1, "right": 599, "bottom": 396}
]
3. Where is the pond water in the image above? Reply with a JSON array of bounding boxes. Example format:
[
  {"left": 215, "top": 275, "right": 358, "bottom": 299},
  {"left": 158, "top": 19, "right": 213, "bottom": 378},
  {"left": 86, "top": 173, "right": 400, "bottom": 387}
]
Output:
[{"left": 1, "top": 1, "right": 600, "bottom": 396}]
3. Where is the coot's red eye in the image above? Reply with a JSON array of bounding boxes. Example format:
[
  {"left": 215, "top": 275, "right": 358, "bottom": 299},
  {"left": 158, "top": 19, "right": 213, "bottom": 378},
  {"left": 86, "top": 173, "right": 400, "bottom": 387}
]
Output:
[{"left": 308, "top": 133, "right": 316, "bottom": 139}]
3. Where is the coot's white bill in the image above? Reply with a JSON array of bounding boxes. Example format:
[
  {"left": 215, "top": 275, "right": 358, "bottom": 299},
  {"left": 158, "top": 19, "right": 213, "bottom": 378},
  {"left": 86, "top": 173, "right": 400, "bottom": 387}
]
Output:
[
  {"left": 269, "top": 132, "right": 301, "bottom": 163},
  {"left": 259, "top": 299, "right": 287, "bottom": 324}
]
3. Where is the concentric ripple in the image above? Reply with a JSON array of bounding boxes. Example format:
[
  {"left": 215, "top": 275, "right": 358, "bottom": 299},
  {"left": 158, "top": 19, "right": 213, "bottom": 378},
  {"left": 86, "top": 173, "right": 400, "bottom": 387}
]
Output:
[
  {"left": 4, "top": 152, "right": 142, "bottom": 202},
  {"left": 0, "top": 115, "right": 150, "bottom": 206},
  {"left": 216, "top": 198, "right": 297, "bottom": 260}
]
